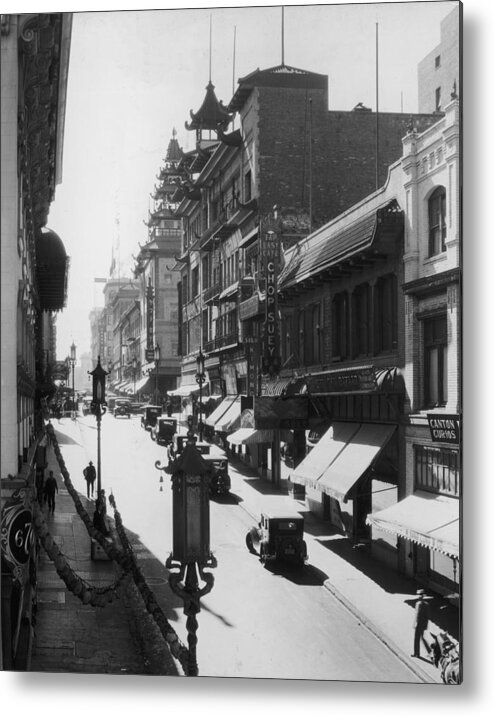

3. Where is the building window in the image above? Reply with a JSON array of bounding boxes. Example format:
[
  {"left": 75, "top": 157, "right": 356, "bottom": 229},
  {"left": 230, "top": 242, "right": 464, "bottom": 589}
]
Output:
[
  {"left": 415, "top": 445, "right": 459, "bottom": 497},
  {"left": 312, "top": 304, "right": 321, "bottom": 364},
  {"left": 428, "top": 186, "right": 447, "bottom": 256},
  {"left": 435, "top": 86, "right": 441, "bottom": 111},
  {"left": 352, "top": 283, "right": 371, "bottom": 357},
  {"left": 424, "top": 314, "right": 448, "bottom": 407},
  {"left": 435, "top": 54, "right": 441, "bottom": 68},
  {"left": 298, "top": 310, "right": 305, "bottom": 366},
  {"left": 332, "top": 291, "right": 349, "bottom": 360},
  {"left": 244, "top": 170, "right": 252, "bottom": 202},
  {"left": 192, "top": 266, "right": 199, "bottom": 297},
  {"left": 374, "top": 275, "right": 397, "bottom": 354}
]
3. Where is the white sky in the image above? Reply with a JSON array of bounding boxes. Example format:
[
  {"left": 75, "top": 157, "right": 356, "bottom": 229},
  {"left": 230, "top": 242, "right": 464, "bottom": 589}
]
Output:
[{"left": 18, "top": 1, "right": 456, "bottom": 359}]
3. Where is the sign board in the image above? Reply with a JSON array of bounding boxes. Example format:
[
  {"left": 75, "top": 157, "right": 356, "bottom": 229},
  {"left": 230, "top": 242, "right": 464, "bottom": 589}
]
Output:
[
  {"left": 1, "top": 488, "right": 34, "bottom": 585},
  {"left": 306, "top": 366, "right": 377, "bottom": 395},
  {"left": 254, "top": 396, "right": 308, "bottom": 429},
  {"left": 145, "top": 349, "right": 155, "bottom": 362},
  {"left": 146, "top": 280, "right": 154, "bottom": 351},
  {"left": 427, "top": 414, "right": 460, "bottom": 444},
  {"left": 261, "top": 231, "right": 281, "bottom": 376}
]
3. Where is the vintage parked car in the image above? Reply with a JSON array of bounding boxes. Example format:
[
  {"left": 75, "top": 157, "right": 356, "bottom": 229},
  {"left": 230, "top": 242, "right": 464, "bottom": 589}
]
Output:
[
  {"left": 140, "top": 405, "right": 162, "bottom": 431},
  {"left": 114, "top": 399, "right": 132, "bottom": 418},
  {"left": 175, "top": 438, "right": 230, "bottom": 496},
  {"left": 246, "top": 510, "right": 307, "bottom": 567},
  {"left": 151, "top": 417, "right": 177, "bottom": 445}
]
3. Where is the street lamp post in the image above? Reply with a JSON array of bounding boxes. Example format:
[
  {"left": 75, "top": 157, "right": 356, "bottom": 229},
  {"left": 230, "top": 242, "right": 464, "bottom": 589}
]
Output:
[
  {"left": 132, "top": 356, "right": 137, "bottom": 396},
  {"left": 70, "top": 342, "right": 76, "bottom": 419},
  {"left": 154, "top": 343, "right": 160, "bottom": 405},
  {"left": 195, "top": 349, "right": 206, "bottom": 442},
  {"left": 88, "top": 356, "right": 109, "bottom": 504},
  {"left": 155, "top": 419, "right": 216, "bottom": 676}
]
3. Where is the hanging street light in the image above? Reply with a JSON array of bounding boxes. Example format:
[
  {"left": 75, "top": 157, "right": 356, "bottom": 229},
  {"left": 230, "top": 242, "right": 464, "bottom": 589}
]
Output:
[
  {"left": 70, "top": 342, "right": 77, "bottom": 419},
  {"left": 195, "top": 349, "right": 206, "bottom": 442},
  {"left": 154, "top": 343, "right": 161, "bottom": 405}
]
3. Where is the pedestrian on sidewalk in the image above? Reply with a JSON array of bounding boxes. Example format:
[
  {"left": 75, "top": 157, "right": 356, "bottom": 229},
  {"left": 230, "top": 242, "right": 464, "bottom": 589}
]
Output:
[
  {"left": 412, "top": 588, "right": 431, "bottom": 659},
  {"left": 83, "top": 460, "right": 96, "bottom": 498},
  {"left": 43, "top": 470, "right": 59, "bottom": 515}
]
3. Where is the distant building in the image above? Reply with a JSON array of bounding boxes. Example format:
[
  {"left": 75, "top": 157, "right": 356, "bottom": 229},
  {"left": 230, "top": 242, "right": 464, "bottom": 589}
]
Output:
[{"left": 418, "top": 5, "right": 461, "bottom": 114}]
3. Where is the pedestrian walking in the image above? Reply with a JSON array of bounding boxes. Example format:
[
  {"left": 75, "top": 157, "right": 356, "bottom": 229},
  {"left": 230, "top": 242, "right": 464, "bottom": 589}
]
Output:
[
  {"left": 83, "top": 460, "right": 96, "bottom": 498},
  {"left": 43, "top": 470, "right": 59, "bottom": 515},
  {"left": 412, "top": 588, "right": 431, "bottom": 659}
]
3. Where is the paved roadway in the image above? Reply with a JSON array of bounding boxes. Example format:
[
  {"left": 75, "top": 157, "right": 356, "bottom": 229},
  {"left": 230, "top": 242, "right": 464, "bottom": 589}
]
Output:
[{"left": 54, "top": 412, "right": 420, "bottom": 682}]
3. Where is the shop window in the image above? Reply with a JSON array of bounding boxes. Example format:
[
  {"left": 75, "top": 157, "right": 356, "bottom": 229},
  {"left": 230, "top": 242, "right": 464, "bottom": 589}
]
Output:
[
  {"left": 374, "top": 275, "right": 397, "bottom": 354},
  {"left": 424, "top": 315, "right": 448, "bottom": 407},
  {"left": 415, "top": 444, "right": 459, "bottom": 497},
  {"left": 428, "top": 186, "right": 447, "bottom": 256},
  {"left": 352, "top": 283, "right": 371, "bottom": 357},
  {"left": 332, "top": 291, "right": 349, "bottom": 360}
]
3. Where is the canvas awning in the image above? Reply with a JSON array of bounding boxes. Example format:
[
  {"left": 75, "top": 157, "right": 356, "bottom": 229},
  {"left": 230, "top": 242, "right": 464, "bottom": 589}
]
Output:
[
  {"left": 227, "top": 428, "right": 294, "bottom": 445},
  {"left": 205, "top": 395, "right": 237, "bottom": 427},
  {"left": 134, "top": 376, "right": 152, "bottom": 393},
  {"left": 167, "top": 384, "right": 206, "bottom": 398},
  {"left": 290, "top": 422, "right": 396, "bottom": 502},
  {"left": 366, "top": 491, "right": 459, "bottom": 558},
  {"left": 214, "top": 396, "right": 242, "bottom": 432}
]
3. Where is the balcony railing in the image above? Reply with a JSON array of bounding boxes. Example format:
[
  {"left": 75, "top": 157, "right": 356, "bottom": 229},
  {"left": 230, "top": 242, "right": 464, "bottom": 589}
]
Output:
[{"left": 204, "top": 281, "right": 221, "bottom": 303}]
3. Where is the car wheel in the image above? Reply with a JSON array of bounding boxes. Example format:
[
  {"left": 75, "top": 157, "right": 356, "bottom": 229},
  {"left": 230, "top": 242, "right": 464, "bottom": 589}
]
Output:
[
  {"left": 260, "top": 543, "right": 266, "bottom": 565},
  {"left": 246, "top": 532, "right": 255, "bottom": 553}
]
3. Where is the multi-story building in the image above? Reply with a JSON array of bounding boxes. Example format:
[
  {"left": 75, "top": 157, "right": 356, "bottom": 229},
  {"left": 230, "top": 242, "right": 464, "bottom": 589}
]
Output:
[
  {"left": 173, "top": 63, "right": 438, "bottom": 445},
  {"left": 418, "top": 4, "right": 461, "bottom": 114},
  {"left": 132, "top": 130, "right": 183, "bottom": 400},
  {"left": 1, "top": 12, "right": 72, "bottom": 669},
  {"left": 367, "top": 96, "right": 461, "bottom": 599}
]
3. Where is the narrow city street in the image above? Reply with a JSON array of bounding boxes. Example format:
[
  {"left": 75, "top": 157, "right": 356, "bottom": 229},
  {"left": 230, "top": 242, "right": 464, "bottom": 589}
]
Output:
[{"left": 51, "top": 413, "right": 420, "bottom": 682}]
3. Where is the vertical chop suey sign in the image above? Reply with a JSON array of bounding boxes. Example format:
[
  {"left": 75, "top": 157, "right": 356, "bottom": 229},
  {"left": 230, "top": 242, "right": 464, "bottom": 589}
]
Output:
[{"left": 261, "top": 230, "right": 281, "bottom": 376}]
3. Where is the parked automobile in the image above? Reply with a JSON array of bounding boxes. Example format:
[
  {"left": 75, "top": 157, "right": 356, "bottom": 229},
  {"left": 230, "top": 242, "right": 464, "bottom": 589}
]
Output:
[
  {"left": 114, "top": 399, "right": 132, "bottom": 418},
  {"left": 140, "top": 405, "right": 162, "bottom": 431},
  {"left": 129, "top": 402, "right": 145, "bottom": 415},
  {"left": 246, "top": 510, "right": 307, "bottom": 567},
  {"left": 175, "top": 438, "right": 230, "bottom": 496},
  {"left": 151, "top": 417, "right": 177, "bottom": 445}
]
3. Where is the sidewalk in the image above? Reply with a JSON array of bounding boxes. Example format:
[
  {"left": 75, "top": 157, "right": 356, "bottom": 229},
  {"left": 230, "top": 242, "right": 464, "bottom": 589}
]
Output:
[
  {"left": 31, "top": 418, "right": 459, "bottom": 682},
  {"left": 30, "top": 436, "right": 178, "bottom": 676},
  {"left": 227, "top": 453, "right": 460, "bottom": 685}
]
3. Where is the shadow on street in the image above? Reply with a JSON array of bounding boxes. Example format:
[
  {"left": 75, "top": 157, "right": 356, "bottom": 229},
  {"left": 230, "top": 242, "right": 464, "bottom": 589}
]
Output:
[{"left": 262, "top": 559, "right": 329, "bottom": 586}]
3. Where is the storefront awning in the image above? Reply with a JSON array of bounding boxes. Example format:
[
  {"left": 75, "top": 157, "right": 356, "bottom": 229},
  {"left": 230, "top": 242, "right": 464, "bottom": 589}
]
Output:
[
  {"left": 214, "top": 396, "right": 242, "bottom": 433},
  {"left": 290, "top": 422, "right": 395, "bottom": 502},
  {"left": 317, "top": 423, "right": 396, "bottom": 502},
  {"left": 205, "top": 395, "right": 237, "bottom": 427},
  {"left": 227, "top": 428, "right": 294, "bottom": 445},
  {"left": 134, "top": 376, "right": 152, "bottom": 393},
  {"left": 366, "top": 491, "right": 459, "bottom": 558},
  {"left": 168, "top": 384, "right": 207, "bottom": 398},
  {"left": 261, "top": 377, "right": 294, "bottom": 396}
]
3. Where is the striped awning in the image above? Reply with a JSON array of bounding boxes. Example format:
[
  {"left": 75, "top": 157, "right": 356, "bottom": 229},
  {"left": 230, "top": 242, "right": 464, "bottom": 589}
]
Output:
[
  {"left": 227, "top": 428, "right": 294, "bottom": 445},
  {"left": 261, "top": 377, "right": 293, "bottom": 396},
  {"left": 366, "top": 491, "right": 459, "bottom": 558},
  {"left": 205, "top": 395, "right": 237, "bottom": 427}
]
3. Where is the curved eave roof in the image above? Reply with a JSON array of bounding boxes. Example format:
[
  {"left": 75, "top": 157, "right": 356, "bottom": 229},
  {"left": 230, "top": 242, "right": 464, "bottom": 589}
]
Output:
[
  {"left": 279, "top": 200, "right": 403, "bottom": 291},
  {"left": 35, "top": 228, "right": 69, "bottom": 311},
  {"left": 186, "top": 81, "right": 233, "bottom": 132}
]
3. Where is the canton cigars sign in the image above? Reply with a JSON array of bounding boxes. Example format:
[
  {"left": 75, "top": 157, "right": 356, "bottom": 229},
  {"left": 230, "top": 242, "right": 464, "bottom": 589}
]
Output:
[
  {"left": 261, "top": 230, "right": 281, "bottom": 376},
  {"left": 306, "top": 366, "right": 377, "bottom": 395},
  {"left": 427, "top": 414, "right": 460, "bottom": 444}
]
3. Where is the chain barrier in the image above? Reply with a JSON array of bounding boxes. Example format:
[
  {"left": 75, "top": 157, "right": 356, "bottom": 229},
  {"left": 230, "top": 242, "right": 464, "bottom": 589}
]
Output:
[
  {"left": 32, "top": 500, "right": 128, "bottom": 607},
  {"left": 44, "top": 421, "right": 190, "bottom": 673}
]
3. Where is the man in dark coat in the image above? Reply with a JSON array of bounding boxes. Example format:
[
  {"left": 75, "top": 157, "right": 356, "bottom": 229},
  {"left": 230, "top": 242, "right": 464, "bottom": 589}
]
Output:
[
  {"left": 83, "top": 461, "right": 96, "bottom": 498},
  {"left": 43, "top": 470, "right": 59, "bottom": 515},
  {"left": 412, "top": 589, "right": 431, "bottom": 659}
]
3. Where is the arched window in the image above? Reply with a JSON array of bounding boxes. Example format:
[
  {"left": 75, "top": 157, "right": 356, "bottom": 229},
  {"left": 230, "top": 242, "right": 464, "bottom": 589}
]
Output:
[
  {"left": 428, "top": 187, "right": 446, "bottom": 256},
  {"left": 332, "top": 291, "right": 349, "bottom": 360},
  {"left": 351, "top": 283, "right": 371, "bottom": 357},
  {"left": 374, "top": 275, "right": 397, "bottom": 354}
]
